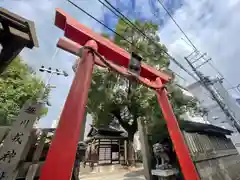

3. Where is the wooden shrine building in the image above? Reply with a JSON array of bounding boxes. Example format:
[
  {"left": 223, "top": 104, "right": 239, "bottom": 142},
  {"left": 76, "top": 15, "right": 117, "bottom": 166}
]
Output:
[
  {"left": 85, "top": 125, "right": 128, "bottom": 165},
  {"left": 181, "top": 121, "right": 240, "bottom": 180},
  {"left": 151, "top": 121, "right": 240, "bottom": 180}
]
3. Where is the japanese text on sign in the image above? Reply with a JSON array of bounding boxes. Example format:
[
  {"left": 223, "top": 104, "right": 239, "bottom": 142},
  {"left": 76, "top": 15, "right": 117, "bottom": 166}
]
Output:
[
  {"left": 0, "top": 150, "right": 16, "bottom": 163},
  {"left": 11, "top": 132, "right": 24, "bottom": 144}
]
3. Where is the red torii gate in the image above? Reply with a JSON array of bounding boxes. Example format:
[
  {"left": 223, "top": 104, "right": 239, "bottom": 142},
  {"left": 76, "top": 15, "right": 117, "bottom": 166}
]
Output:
[{"left": 40, "top": 9, "right": 199, "bottom": 180}]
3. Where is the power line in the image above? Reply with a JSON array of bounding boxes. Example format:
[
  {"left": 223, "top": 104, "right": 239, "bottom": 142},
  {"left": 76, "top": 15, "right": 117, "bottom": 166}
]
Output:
[
  {"left": 156, "top": 0, "right": 227, "bottom": 75},
  {"left": 99, "top": 0, "right": 151, "bottom": 42},
  {"left": 154, "top": 0, "right": 240, "bottom": 130},
  {"left": 181, "top": 35, "right": 240, "bottom": 95},
  {"left": 99, "top": 0, "right": 198, "bottom": 81},
  {"left": 155, "top": 0, "right": 240, "bottom": 94},
  {"left": 68, "top": 0, "right": 132, "bottom": 46},
  {"left": 156, "top": 0, "right": 197, "bottom": 50},
  {"left": 208, "top": 61, "right": 240, "bottom": 96},
  {"left": 68, "top": 0, "right": 152, "bottom": 58},
  {"left": 208, "top": 61, "right": 230, "bottom": 85},
  {"left": 67, "top": 0, "right": 199, "bottom": 81}
]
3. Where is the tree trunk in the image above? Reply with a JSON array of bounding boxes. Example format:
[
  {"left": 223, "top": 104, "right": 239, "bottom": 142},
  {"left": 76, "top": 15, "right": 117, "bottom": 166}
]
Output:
[
  {"left": 111, "top": 109, "right": 137, "bottom": 166},
  {"left": 127, "top": 134, "right": 136, "bottom": 166}
]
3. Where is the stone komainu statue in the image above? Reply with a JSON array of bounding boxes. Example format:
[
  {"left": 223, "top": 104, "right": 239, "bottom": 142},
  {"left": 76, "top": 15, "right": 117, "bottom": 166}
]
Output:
[{"left": 153, "top": 143, "right": 172, "bottom": 170}]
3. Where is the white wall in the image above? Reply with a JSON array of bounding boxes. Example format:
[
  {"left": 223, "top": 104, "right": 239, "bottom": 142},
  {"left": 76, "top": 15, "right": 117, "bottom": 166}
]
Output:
[
  {"left": 180, "top": 85, "right": 209, "bottom": 124},
  {"left": 187, "top": 82, "right": 232, "bottom": 129},
  {"left": 51, "top": 119, "right": 59, "bottom": 128}
]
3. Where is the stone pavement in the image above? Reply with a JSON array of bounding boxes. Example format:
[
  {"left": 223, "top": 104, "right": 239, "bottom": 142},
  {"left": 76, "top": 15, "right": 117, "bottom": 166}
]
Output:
[{"left": 80, "top": 169, "right": 146, "bottom": 180}]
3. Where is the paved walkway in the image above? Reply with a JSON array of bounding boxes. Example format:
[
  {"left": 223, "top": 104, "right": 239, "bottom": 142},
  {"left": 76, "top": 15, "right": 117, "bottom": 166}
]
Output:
[{"left": 80, "top": 169, "right": 146, "bottom": 180}]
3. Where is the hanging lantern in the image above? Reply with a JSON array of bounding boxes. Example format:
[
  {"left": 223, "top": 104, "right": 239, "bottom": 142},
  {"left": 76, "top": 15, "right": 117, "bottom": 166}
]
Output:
[
  {"left": 128, "top": 52, "right": 142, "bottom": 76},
  {"left": 128, "top": 52, "right": 142, "bottom": 89}
]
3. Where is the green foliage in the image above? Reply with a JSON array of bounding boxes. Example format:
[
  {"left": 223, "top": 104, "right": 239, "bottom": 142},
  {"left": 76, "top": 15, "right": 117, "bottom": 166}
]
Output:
[
  {"left": 101, "top": 32, "right": 111, "bottom": 39},
  {"left": 87, "top": 20, "right": 198, "bottom": 144},
  {"left": 0, "top": 57, "right": 48, "bottom": 125},
  {"left": 114, "top": 19, "right": 170, "bottom": 68}
]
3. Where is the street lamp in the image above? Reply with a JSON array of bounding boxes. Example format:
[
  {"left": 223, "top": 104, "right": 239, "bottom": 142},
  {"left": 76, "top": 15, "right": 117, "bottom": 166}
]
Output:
[
  {"left": 39, "top": 66, "right": 68, "bottom": 86},
  {"left": 39, "top": 66, "right": 68, "bottom": 77},
  {"left": 38, "top": 66, "right": 68, "bottom": 105}
]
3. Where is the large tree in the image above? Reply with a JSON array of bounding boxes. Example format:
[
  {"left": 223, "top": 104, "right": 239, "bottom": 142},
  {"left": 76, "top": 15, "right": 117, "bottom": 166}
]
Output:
[
  {"left": 87, "top": 19, "right": 197, "bottom": 164},
  {"left": 0, "top": 56, "right": 49, "bottom": 126}
]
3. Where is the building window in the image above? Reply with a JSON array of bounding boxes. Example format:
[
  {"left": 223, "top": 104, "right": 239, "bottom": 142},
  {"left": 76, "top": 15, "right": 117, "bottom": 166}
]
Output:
[{"left": 99, "top": 147, "right": 111, "bottom": 164}]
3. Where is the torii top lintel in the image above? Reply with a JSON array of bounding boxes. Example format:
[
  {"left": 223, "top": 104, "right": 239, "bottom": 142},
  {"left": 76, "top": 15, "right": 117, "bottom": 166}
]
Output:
[{"left": 55, "top": 8, "right": 171, "bottom": 84}]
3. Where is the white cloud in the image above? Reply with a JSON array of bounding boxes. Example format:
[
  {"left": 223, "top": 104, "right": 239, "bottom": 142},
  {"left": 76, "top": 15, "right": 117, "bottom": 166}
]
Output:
[
  {"left": 159, "top": 0, "right": 240, "bottom": 91},
  {"left": 3, "top": 0, "right": 240, "bottom": 127},
  {"left": 0, "top": 0, "right": 105, "bottom": 127}
]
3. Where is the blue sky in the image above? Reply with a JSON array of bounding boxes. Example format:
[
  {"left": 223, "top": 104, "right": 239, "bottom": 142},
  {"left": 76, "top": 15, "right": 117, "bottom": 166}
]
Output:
[{"left": 1, "top": 0, "right": 240, "bottom": 129}]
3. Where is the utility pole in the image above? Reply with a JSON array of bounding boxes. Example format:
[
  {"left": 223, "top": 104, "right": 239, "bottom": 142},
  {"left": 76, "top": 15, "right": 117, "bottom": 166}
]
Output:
[
  {"left": 228, "top": 84, "right": 240, "bottom": 93},
  {"left": 185, "top": 51, "right": 240, "bottom": 132},
  {"left": 213, "top": 79, "right": 240, "bottom": 126}
]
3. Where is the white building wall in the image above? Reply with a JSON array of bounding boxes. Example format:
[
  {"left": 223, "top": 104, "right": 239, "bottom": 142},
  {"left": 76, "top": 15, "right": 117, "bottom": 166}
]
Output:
[
  {"left": 214, "top": 81, "right": 240, "bottom": 125},
  {"left": 180, "top": 86, "right": 209, "bottom": 124},
  {"left": 187, "top": 82, "right": 230, "bottom": 127},
  {"left": 51, "top": 119, "right": 59, "bottom": 129}
]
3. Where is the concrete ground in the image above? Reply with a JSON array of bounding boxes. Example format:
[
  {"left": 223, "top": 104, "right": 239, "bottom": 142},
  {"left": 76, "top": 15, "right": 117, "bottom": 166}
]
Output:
[{"left": 79, "top": 169, "right": 146, "bottom": 180}]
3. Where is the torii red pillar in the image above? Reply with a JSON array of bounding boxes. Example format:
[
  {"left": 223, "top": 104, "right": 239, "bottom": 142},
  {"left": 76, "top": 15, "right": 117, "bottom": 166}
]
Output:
[{"left": 40, "top": 8, "right": 199, "bottom": 180}]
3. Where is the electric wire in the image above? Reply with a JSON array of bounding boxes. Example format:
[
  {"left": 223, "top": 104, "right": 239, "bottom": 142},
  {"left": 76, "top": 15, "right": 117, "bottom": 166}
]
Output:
[
  {"left": 99, "top": 0, "right": 154, "bottom": 43},
  {"left": 68, "top": 0, "right": 199, "bottom": 81},
  {"left": 68, "top": 0, "right": 153, "bottom": 58},
  {"left": 156, "top": 0, "right": 197, "bottom": 50},
  {"left": 155, "top": 0, "right": 240, "bottom": 130},
  {"left": 155, "top": 0, "right": 240, "bottom": 95},
  {"left": 99, "top": 0, "right": 198, "bottom": 81},
  {"left": 67, "top": 0, "right": 236, "bottom": 116},
  {"left": 68, "top": 0, "right": 133, "bottom": 46}
]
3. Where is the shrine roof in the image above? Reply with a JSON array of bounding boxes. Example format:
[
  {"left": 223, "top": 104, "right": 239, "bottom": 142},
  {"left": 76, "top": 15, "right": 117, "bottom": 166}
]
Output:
[
  {"left": 0, "top": 8, "right": 39, "bottom": 48},
  {"left": 180, "top": 121, "right": 232, "bottom": 135},
  {"left": 87, "top": 125, "right": 124, "bottom": 138}
]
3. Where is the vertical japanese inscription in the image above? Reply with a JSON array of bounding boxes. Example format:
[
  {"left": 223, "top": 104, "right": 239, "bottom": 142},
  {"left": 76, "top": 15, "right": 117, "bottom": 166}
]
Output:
[
  {"left": 0, "top": 150, "right": 16, "bottom": 163},
  {"left": 0, "top": 171, "right": 5, "bottom": 180},
  {"left": 24, "top": 106, "right": 36, "bottom": 114},
  {"left": 0, "top": 102, "right": 42, "bottom": 179},
  {"left": 11, "top": 132, "right": 24, "bottom": 144},
  {"left": 20, "top": 119, "right": 30, "bottom": 128}
]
